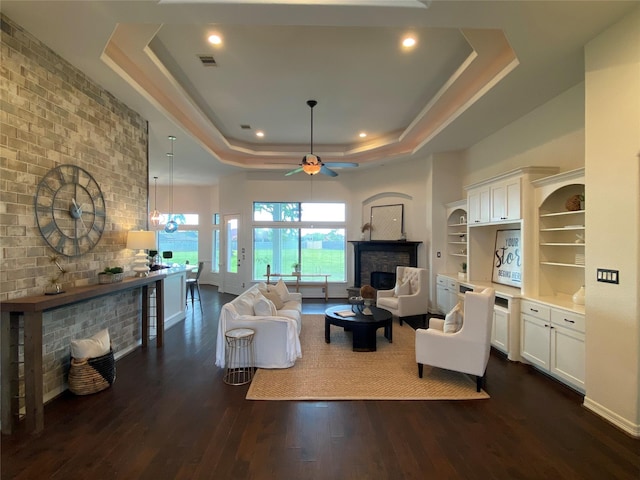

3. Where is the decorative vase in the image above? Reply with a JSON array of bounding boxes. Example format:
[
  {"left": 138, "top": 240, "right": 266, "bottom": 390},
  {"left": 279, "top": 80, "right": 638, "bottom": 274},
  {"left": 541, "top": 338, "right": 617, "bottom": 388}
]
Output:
[{"left": 572, "top": 285, "right": 585, "bottom": 305}]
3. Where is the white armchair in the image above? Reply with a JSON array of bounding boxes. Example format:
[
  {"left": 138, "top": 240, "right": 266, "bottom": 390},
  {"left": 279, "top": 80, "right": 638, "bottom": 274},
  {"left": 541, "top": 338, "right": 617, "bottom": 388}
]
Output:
[
  {"left": 415, "top": 287, "right": 495, "bottom": 392},
  {"left": 376, "top": 266, "right": 429, "bottom": 326}
]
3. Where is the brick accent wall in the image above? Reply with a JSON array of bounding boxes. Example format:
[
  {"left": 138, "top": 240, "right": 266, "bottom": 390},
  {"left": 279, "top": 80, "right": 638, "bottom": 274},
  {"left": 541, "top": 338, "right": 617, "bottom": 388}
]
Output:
[{"left": 0, "top": 15, "right": 150, "bottom": 401}]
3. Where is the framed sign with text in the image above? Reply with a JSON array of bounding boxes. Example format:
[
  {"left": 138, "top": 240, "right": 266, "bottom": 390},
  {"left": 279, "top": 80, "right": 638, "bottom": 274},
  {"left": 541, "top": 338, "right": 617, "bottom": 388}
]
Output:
[{"left": 492, "top": 229, "right": 522, "bottom": 287}]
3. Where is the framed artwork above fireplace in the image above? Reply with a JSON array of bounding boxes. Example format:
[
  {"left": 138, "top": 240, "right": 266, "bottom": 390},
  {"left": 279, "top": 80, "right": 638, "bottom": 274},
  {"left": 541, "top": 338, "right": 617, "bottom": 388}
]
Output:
[{"left": 370, "top": 204, "right": 404, "bottom": 240}]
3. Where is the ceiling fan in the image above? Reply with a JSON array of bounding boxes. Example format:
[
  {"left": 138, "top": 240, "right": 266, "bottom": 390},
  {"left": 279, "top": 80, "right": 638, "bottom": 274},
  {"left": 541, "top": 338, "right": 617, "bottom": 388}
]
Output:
[{"left": 285, "top": 100, "right": 358, "bottom": 177}]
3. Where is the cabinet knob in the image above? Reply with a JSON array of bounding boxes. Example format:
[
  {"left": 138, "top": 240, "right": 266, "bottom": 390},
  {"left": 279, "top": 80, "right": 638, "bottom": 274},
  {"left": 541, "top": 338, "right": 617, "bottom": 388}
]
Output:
[
  {"left": 564, "top": 319, "right": 575, "bottom": 324},
  {"left": 530, "top": 308, "right": 538, "bottom": 313}
]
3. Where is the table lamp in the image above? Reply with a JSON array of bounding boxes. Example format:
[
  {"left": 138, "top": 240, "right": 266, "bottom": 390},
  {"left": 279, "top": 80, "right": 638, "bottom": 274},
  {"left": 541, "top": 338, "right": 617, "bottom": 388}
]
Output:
[{"left": 126, "top": 230, "right": 156, "bottom": 276}]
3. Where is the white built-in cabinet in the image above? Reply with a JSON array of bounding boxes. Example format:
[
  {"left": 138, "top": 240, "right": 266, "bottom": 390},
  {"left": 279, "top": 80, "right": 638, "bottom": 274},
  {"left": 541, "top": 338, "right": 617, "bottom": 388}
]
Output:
[
  {"left": 436, "top": 274, "right": 459, "bottom": 314},
  {"left": 440, "top": 167, "right": 587, "bottom": 391},
  {"left": 467, "top": 187, "right": 490, "bottom": 224},
  {"left": 520, "top": 299, "right": 585, "bottom": 392},
  {"left": 490, "top": 177, "right": 521, "bottom": 222},
  {"left": 492, "top": 306, "right": 510, "bottom": 353}
]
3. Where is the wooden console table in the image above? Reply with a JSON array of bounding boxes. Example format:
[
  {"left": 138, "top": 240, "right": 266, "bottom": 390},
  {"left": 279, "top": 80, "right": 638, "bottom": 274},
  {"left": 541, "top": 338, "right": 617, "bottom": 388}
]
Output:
[
  {"left": 0, "top": 272, "right": 166, "bottom": 435},
  {"left": 265, "top": 273, "right": 330, "bottom": 301}
]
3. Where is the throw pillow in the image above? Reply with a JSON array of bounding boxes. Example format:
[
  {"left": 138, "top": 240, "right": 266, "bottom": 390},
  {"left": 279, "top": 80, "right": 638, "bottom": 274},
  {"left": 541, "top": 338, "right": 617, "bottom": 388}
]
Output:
[
  {"left": 254, "top": 297, "right": 276, "bottom": 316},
  {"left": 235, "top": 296, "right": 255, "bottom": 316},
  {"left": 443, "top": 302, "right": 463, "bottom": 334},
  {"left": 273, "top": 278, "right": 290, "bottom": 301},
  {"left": 261, "top": 288, "right": 285, "bottom": 310},
  {"left": 394, "top": 280, "right": 411, "bottom": 297},
  {"left": 71, "top": 328, "right": 110, "bottom": 359}
]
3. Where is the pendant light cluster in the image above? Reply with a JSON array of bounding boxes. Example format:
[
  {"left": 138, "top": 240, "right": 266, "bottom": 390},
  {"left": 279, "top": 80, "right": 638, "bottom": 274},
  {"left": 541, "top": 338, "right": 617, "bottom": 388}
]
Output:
[{"left": 165, "top": 135, "right": 178, "bottom": 233}]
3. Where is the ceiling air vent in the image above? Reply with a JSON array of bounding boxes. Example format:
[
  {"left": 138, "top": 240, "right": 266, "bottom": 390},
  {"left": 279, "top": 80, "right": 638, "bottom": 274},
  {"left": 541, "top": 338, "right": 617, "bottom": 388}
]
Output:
[
  {"left": 197, "top": 55, "right": 217, "bottom": 67},
  {"left": 240, "top": 125, "right": 251, "bottom": 130}
]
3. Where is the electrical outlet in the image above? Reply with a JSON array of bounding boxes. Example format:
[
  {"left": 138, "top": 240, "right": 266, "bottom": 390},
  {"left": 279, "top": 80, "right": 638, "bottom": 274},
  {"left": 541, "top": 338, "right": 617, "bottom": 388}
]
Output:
[
  {"left": 436, "top": 251, "right": 441, "bottom": 258},
  {"left": 597, "top": 268, "right": 619, "bottom": 284}
]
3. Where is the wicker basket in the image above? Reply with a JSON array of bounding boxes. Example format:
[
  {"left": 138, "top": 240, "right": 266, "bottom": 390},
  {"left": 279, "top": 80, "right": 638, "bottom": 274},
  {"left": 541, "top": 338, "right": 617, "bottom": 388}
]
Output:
[{"left": 68, "top": 350, "right": 116, "bottom": 395}]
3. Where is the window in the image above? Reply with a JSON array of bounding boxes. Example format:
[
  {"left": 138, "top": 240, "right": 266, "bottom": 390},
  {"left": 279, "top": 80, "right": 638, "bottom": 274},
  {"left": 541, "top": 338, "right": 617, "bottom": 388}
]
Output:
[
  {"left": 212, "top": 213, "right": 220, "bottom": 273},
  {"left": 253, "top": 202, "right": 346, "bottom": 282},
  {"left": 157, "top": 213, "right": 199, "bottom": 264}
]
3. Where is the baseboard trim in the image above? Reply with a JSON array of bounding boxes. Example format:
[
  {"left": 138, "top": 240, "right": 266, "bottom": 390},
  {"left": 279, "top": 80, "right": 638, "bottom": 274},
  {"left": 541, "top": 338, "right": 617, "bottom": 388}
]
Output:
[{"left": 583, "top": 396, "right": 640, "bottom": 438}]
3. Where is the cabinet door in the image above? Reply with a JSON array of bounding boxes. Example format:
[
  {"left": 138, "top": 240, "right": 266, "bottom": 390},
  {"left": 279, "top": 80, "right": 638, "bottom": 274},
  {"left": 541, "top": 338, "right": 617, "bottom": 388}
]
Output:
[
  {"left": 447, "top": 287, "right": 459, "bottom": 312},
  {"left": 436, "top": 284, "right": 447, "bottom": 314},
  {"left": 550, "top": 326, "right": 585, "bottom": 391},
  {"left": 490, "top": 183, "right": 507, "bottom": 221},
  {"left": 491, "top": 307, "right": 509, "bottom": 353},
  {"left": 468, "top": 188, "right": 490, "bottom": 224},
  {"left": 520, "top": 313, "right": 550, "bottom": 370},
  {"left": 505, "top": 179, "right": 521, "bottom": 220},
  {"left": 490, "top": 178, "right": 521, "bottom": 222}
]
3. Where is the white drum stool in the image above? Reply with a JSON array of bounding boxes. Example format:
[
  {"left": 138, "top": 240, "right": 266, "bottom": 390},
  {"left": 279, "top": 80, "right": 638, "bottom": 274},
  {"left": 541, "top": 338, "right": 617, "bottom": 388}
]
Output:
[{"left": 223, "top": 328, "right": 256, "bottom": 385}]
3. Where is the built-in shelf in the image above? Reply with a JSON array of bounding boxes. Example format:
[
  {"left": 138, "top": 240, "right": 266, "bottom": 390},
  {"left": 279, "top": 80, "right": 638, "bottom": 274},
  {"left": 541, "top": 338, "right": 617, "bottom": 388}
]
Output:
[
  {"left": 540, "top": 262, "right": 585, "bottom": 268},
  {"left": 445, "top": 200, "right": 468, "bottom": 274},
  {"left": 532, "top": 167, "right": 586, "bottom": 300},
  {"left": 540, "top": 243, "right": 586, "bottom": 246},
  {"left": 540, "top": 226, "right": 585, "bottom": 232},
  {"left": 540, "top": 210, "right": 585, "bottom": 218}
]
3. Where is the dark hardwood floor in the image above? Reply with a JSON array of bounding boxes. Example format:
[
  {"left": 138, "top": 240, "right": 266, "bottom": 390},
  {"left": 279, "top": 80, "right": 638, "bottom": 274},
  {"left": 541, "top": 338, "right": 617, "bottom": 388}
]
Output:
[{"left": 2, "top": 285, "right": 638, "bottom": 479}]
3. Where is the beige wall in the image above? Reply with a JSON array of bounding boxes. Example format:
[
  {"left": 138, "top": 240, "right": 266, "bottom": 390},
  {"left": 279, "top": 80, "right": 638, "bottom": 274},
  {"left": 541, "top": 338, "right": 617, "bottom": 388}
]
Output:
[
  {"left": 462, "top": 82, "right": 586, "bottom": 186},
  {"left": 583, "top": 6, "right": 640, "bottom": 436},
  {"left": 0, "top": 15, "right": 149, "bottom": 401}
]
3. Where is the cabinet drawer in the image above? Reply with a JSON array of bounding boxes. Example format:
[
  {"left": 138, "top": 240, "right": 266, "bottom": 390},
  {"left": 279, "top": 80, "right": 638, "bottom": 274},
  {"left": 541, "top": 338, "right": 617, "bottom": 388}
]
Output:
[
  {"left": 436, "top": 276, "right": 446, "bottom": 286},
  {"left": 521, "top": 300, "right": 551, "bottom": 321},
  {"left": 447, "top": 280, "right": 458, "bottom": 289},
  {"left": 551, "top": 309, "right": 585, "bottom": 333}
]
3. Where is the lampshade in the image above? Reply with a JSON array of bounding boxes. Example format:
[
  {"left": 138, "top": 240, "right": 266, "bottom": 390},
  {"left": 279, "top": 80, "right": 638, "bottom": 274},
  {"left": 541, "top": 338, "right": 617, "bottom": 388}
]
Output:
[
  {"left": 126, "top": 230, "right": 156, "bottom": 250},
  {"left": 127, "top": 230, "right": 156, "bottom": 277}
]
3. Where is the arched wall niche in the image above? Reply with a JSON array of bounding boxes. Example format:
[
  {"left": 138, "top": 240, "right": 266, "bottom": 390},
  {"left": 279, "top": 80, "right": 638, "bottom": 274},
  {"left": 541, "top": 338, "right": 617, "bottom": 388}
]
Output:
[{"left": 361, "top": 192, "right": 414, "bottom": 241}]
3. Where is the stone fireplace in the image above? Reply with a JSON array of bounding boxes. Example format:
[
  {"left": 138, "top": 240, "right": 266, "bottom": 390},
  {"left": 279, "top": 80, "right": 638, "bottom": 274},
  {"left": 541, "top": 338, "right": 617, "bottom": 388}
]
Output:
[{"left": 349, "top": 241, "right": 422, "bottom": 289}]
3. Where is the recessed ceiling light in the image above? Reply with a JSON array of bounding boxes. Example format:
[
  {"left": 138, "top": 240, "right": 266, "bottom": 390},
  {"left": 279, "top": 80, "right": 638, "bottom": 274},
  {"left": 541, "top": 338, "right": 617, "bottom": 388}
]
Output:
[
  {"left": 256, "top": 131, "right": 264, "bottom": 138},
  {"left": 402, "top": 36, "right": 416, "bottom": 48},
  {"left": 208, "top": 34, "right": 222, "bottom": 45},
  {"left": 359, "top": 132, "right": 367, "bottom": 138}
]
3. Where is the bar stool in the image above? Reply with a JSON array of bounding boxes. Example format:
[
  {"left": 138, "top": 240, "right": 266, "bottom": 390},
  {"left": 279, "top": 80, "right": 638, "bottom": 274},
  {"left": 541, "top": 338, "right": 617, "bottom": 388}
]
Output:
[{"left": 223, "top": 328, "right": 255, "bottom": 385}]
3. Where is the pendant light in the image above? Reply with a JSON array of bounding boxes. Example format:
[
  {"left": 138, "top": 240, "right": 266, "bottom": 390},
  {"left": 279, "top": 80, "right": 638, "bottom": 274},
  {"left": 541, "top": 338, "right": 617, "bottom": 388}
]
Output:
[
  {"left": 149, "top": 176, "right": 162, "bottom": 227},
  {"left": 165, "top": 135, "right": 178, "bottom": 233}
]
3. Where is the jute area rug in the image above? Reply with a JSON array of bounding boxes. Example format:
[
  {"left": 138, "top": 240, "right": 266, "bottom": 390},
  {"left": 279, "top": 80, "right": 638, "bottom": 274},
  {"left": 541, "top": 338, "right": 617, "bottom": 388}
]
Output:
[{"left": 246, "top": 314, "right": 489, "bottom": 401}]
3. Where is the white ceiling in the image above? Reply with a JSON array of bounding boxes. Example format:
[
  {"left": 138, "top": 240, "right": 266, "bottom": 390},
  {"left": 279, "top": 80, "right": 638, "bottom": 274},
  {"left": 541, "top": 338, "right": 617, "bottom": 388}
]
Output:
[{"left": 2, "top": 1, "right": 637, "bottom": 185}]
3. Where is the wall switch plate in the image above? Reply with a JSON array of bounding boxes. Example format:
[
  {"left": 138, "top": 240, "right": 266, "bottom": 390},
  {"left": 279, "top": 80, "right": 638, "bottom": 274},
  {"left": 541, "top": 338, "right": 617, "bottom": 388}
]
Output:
[
  {"left": 597, "top": 268, "right": 619, "bottom": 284},
  {"left": 436, "top": 251, "right": 441, "bottom": 258}
]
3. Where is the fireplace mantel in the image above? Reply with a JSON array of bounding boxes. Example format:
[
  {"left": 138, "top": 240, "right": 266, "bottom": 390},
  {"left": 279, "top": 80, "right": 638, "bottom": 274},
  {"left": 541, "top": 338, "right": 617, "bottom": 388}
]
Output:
[{"left": 349, "top": 241, "right": 422, "bottom": 287}]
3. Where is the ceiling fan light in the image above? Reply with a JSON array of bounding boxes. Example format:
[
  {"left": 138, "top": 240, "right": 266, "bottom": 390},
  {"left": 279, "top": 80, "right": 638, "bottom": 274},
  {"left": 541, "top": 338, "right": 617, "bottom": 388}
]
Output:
[{"left": 302, "top": 163, "right": 322, "bottom": 175}]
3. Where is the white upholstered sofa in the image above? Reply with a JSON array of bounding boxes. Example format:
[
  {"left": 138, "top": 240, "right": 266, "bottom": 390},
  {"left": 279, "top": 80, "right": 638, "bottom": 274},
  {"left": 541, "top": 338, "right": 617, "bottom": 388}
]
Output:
[{"left": 215, "top": 281, "right": 302, "bottom": 369}]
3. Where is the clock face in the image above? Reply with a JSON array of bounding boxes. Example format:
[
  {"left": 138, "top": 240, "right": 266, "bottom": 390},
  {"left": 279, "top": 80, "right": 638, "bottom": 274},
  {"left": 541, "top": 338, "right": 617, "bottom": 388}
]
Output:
[{"left": 35, "top": 164, "right": 106, "bottom": 257}]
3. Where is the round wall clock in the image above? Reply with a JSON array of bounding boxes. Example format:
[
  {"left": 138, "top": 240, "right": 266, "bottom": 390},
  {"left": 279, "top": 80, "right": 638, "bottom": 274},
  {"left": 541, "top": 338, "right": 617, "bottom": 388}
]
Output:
[{"left": 35, "top": 164, "right": 106, "bottom": 257}]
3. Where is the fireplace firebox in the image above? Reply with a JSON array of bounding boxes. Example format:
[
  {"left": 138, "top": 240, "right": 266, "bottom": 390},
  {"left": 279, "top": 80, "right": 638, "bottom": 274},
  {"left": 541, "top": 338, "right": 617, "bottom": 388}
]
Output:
[{"left": 370, "top": 271, "right": 396, "bottom": 290}]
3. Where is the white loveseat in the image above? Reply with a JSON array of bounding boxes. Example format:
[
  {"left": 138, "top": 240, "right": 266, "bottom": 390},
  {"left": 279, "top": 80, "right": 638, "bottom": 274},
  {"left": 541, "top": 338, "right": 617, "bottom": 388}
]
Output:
[{"left": 215, "top": 282, "right": 302, "bottom": 369}]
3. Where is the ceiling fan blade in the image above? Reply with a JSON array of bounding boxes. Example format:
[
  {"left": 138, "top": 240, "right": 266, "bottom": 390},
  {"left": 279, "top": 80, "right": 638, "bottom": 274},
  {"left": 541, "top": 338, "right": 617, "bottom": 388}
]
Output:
[
  {"left": 285, "top": 167, "right": 304, "bottom": 176},
  {"left": 324, "top": 162, "right": 358, "bottom": 169},
  {"left": 320, "top": 165, "right": 338, "bottom": 177}
]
